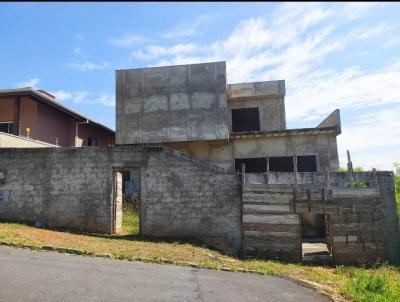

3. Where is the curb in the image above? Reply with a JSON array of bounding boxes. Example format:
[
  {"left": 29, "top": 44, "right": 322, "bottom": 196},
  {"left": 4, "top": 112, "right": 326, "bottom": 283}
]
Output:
[
  {"left": 0, "top": 241, "right": 341, "bottom": 301},
  {"left": 0, "top": 240, "right": 259, "bottom": 274}
]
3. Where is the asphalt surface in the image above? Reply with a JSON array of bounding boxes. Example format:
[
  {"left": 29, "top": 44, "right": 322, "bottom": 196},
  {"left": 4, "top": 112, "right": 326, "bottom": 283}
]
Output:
[{"left": 0, "top": 245, "right": 330, "bottom": 302}]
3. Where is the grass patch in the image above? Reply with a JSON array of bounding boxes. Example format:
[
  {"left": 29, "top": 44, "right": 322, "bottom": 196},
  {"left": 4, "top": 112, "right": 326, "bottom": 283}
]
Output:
[
  {"left": 0, "top": 222, "right": 399, "bottom": 302},
  {"left": 122, "top": 205, "right": 140, "bottom": 235},
  {"left": 340, "top": 266, "right": 400, "bottom": 302}
]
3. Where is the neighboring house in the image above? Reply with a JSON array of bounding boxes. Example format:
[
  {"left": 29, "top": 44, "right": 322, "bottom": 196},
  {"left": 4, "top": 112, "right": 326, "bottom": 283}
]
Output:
[
  {"left": 116, "top": 61, "right": 341, "bottom": 173},
  {"left": 0, "top": 88, "right": 115, "bottom": 147}
]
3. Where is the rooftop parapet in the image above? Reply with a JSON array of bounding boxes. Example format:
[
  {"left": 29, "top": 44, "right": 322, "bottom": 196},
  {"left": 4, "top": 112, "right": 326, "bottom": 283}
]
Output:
[{"left": 227, "top": 80, "right": 286, "bottom": 99}]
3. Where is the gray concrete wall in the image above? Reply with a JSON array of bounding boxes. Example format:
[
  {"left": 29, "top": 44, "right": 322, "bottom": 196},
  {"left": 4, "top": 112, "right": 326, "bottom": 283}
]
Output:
[
  {"left": 227, "top": 81, "right": 286, "bottom": 131},
  {"left": 116, "top": 62, "right": 229, "bottom": 144},
  {"left": 317, "top": 109, "right": 341, "bottom": 134},
  {"left": 0, "top": 146, "right": 242, "bottom": 255},
  {"left": 161, "top": 132, "right": 339, "bottom": 172}
]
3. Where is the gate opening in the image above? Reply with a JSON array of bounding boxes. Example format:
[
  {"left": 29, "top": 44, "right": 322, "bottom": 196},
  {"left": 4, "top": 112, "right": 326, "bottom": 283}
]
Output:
[
  {"left": 301, "top": 213, "right": 332, "bottom": 264},
  {"left": 113, "top": 168, "right": 141, "bottom": 235}
]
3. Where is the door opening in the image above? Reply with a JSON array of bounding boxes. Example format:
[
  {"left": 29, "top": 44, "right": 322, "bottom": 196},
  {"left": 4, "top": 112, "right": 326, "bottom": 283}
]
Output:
[
  {"left": 113, "top": 168, "right": 141, "bottom": 235},
  {"left": 301, "top": 213, "right": 332, "bottom": 264}
]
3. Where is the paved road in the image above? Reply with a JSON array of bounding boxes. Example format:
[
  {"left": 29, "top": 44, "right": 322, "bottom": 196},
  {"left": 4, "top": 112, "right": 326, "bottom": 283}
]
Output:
[{"left": 0, "top": 246, "right": 330, "bottom": 302}]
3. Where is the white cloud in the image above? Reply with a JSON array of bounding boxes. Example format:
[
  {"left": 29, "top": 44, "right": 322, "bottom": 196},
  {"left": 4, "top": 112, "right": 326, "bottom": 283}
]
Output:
[
  {"left": 384, "top": 37, "right": 400, "bottom": 48},
  {"left": 98, "top": 94, "right": 115, "bottom": 107},
  {"left": 110, "top": 34, "right": 150, "bottom": 48},
  {"left": 353, "top": 22, "right": 394, "bottom": 40},
  {"left": 52, "top": 90, "right": 72, "bottom": 101},
  {"left": 122, "top": 2, "right": 400, "bottom": 169},
  {"left": 74, "top": 33, "right": 84, "bottom": 40},
  {"left": 341, "top": 2, "right": 386, "bottom": 21},
  {"left": 73, "top": 47, "right": 81, "bottom": 54},
  {"left": 52, "top": 90, "right": 115, "bottom": 107},
  {"left": 338, "top": 107, "right": 400, "bottom": 170},
  {"left": 162, "top": 14, "right": 213, "bottom": 39},
  {"left": 68, "top": 61, "right": 110, "bottom": 72},
  {"left": 285, "top": 60, "right": 400, "bottom": 121},
  {"left": 338, "top": 107, "right": 400, "bottom": 153},
  {"left": 132, "top": 43, "right": 198, "bottom": 61},
  {"left": 15, "top": 78, "right": 40, "bottom": 89}
]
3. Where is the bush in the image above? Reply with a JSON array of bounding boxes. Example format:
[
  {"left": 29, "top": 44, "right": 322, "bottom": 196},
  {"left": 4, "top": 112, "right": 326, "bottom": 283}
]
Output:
[
  {"left": 338, "top": 166, "right": 364, "bottom": 172},
  {"left": 122, "top": 204, "right": 140, "bottom": 235},
  {"left": 342, "top": 267, "right": 400, "bottom": 302},
  {"left": 346, "top": 180, "right": 367, "bottom": 188}
]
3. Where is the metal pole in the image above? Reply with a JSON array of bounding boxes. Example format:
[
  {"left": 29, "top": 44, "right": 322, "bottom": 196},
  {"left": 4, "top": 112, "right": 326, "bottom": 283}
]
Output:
[
  {"left": 293, "top": 154, "right": 297, "bottom": 186},
  {"left": 347, "top": 150, "right": 354, "bottom": 186}
]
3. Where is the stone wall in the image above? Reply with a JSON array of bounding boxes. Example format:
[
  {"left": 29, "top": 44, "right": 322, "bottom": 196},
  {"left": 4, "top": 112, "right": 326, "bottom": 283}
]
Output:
[{"left": 0, "top": 146, "right": 242, "bottom": 255}]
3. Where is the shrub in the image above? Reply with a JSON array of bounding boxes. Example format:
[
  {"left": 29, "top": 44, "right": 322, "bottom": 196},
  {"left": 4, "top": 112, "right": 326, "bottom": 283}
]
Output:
[
  {"left": 122, "top": 204, "right": 140, "bottom": 235},
  {"left": 346, "top": 180, "right": 367, "bottom": 188}
]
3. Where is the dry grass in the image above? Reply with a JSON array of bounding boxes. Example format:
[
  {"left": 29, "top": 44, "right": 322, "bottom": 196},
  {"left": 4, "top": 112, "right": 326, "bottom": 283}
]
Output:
[{"left": 0, "top": 222, "right": 399, "bottom": 302}]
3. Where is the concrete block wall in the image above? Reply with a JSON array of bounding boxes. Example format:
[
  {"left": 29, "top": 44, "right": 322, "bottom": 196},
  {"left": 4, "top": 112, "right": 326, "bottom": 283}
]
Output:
[
  {"left": 0, "top": 148, "right": 114, "bottom": 233},
  {"left": 142, "top": 148, "right": 242, "bottom": 254},
  {"left": 329, "top": 188, "right": 387, "bottom": 265},
  {"left": 0, "top": 146, "right": 242, "bottom": 255},
  {"left": 243, "top": 171, "right": 400, "bottom": 265}
]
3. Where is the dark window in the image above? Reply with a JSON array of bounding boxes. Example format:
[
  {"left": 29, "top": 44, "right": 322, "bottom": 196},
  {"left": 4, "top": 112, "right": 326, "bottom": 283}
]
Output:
[
  {"left": 235, "top": 158, "right": 267, "bottom": 173},
  {"left": 87, "top": 137, "right": 97, "bottom": 146},
  {"left": 297, "top": 155, "right": 317, "bottom": 172},
  {"left": 0, "top": 122, "right": 13, "bottom": 134},
  {"left": 269, "top": 156, "right": 294, "bottom": 172},
  {"left": 232, "top": 107, "right": 260, "bottom": 132}
]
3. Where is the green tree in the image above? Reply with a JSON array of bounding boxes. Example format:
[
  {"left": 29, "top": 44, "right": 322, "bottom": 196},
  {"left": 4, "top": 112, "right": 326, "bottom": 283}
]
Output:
[{"left": 338, "top": 166, "right": 364, "bottom": 172}]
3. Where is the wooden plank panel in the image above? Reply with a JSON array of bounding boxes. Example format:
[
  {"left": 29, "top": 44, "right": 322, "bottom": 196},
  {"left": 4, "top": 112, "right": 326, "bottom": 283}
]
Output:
[
  {"left": 243, "top": 214, "right": 300, "bottom": 225},
  {"left": 243, "top": 222, "right": 300, "bottom": 232},
  {"left": 243, "top": 192, "right": 292, "bottom": 204},
  {"left": 244, "top": 230, "right": 299, "bottom": 238},
  {"left": 243, "top": 204, "right": 290, "bottom": 213}
]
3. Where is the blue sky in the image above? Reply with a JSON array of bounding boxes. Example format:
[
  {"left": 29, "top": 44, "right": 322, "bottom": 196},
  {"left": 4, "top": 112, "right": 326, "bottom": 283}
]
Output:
[{"left": 1, "top": 2, "right": 400, "bottom": 170}]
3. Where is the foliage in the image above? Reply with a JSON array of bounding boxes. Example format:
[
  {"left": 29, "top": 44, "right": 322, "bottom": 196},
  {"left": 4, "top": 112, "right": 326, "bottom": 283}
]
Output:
[
  {"left": 346, "top": 180, "right": 367, "bottom": 188},
  {"left": 122, "top": 205, "right": 140, "bottom": 235},
  {"left": 341, "top": 266, "right": 400, "bottom": 302},
  {"left": 338, "top": 166, "right": 364, "bottom": 172}
]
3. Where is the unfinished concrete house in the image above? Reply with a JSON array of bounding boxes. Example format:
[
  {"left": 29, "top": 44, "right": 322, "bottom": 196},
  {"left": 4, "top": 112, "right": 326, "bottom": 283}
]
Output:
[{"left": 0, "top": 61, "right": 399, "bottom": 266}]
